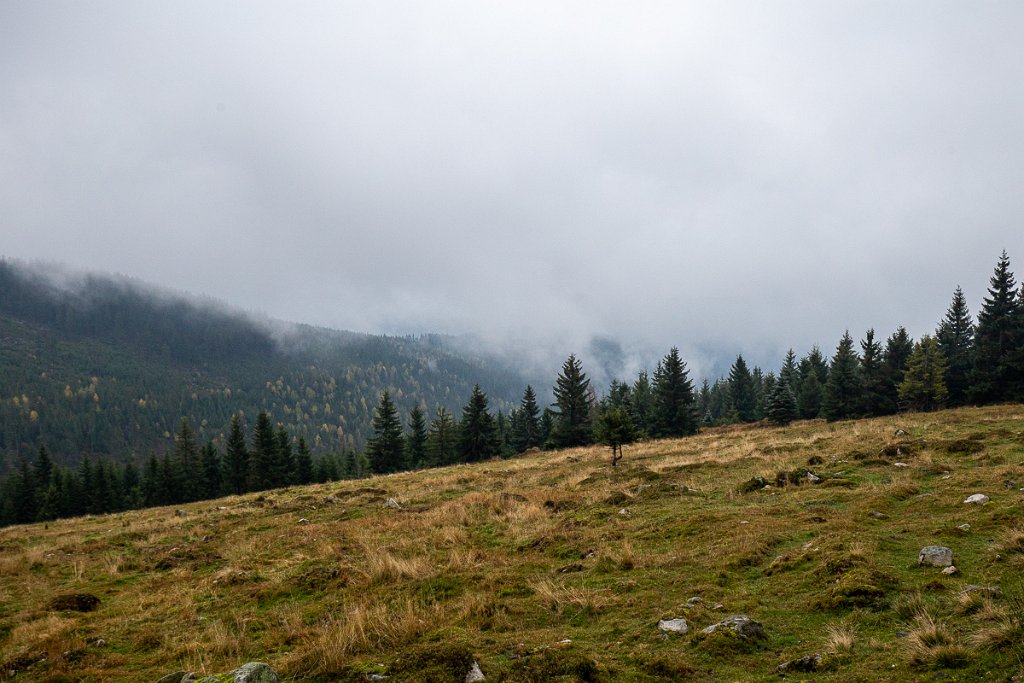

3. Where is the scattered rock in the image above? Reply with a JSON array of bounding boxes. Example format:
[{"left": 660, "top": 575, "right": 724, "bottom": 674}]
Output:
[
  {"left": 155, "top": 672, "right": 189, "bottom": 683},
  {"left": 957, "top": 523, "right": 971, "bottom": 532},
  {"left": 618, "top": 508, "right": 630, "bottom": 516},
  {"left": 550, "top": 638, "right": 572, "bottom": 649},
  {"left": 941, "top": 566, "right": 958, "bottom": 575},
  {"left": 894, "top": 462, "right": 910, "bottom": 468},
  {"left": 918, "top": 546, "right": 954, "bottom": 567},
  {"left": 687, "top": 596, "right": 703, "bottom": 606},
  {"left": 701, "top": 614, "right": 766, "bottom": 640},
  {"left": 958, "top": 584, "right": 1001, "bottom": 598},
  {"left": 93, "top": 639, "right": 106, "bottom": 647},
  {"left": 895, "top": 428, "right": 908, "bottom": 436},
  {"left": 383, "top": 498, "right": 402, "bottom": 510},
  {"left": 194, "top": 662, "right": 279, "bottom": 683},
  {"left": 556, "top": 563, "right": 583, "bottom": 574},
  {"left": 658, "top": 618, "right": 689, "bottom": 634},
  {"left": 868, "top": 510, "right": 888, "bottom": 519},
  {"left": 297, "top": 518, "right": 310, "bottom": 525},
  {"left": 48, "top": 593, "right": 101, "bottom": 612},
  {"left": 963, "top": 494, "right": 990, "bottom": 505},
  {"left": 711, "top": 603, "right": 724, "bottom": 610},
  {"left": 1003, "top": 479, "right": 1017, "bottom": 489},
  {"left": 465, "top": 661, "right": 485, "bottom": 682},
  {"left": 806, "top": 472, "right": 822, "bottom": 484},
  {"left": 776, "top": 654, "right": 822, "bottom": 673},
  {"left": 739, "top": 476, "right": 768, "bottom": 493}
]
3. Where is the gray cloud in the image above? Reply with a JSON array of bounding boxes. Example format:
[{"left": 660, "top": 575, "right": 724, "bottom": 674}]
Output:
[{"left": 2, "top": 2, "right": 1022, "bottom": 382}]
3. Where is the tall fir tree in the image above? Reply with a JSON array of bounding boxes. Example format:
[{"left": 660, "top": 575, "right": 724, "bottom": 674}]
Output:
[
  {"left": 249, "top": 411, "right": 279, "bottom": 491},
  {"left": 727, "top": 355, "right": 756, "bottom": 423},
  {"left": 458, "top": 385, "right": 499, "bottom": 462},
  {"left": 173, "top": 417, "right": 202, "bottom": 502},
  {"left": 550, "top": 354, "right": 593, "bottom": 448},
  {"left": 294, "top": 437, "right": 314, "bottom": 484},
  {"left": 275, "top": 426, "right": 295, "bottom": 486},
  {"left": 882, "top": 327, "right": 914, "bottom": 413},
  {"left": 651, "top": 347, "right": 699, "bottom": 437},
  {"left": 427, "top": 406, "right": 458, "bottom": 466},
  {"left": 858, "top": 329, "right": 888, "bottom": 417},
  {"left": 766, "top": 376, "right": 798, "bottom": 426},
  {"left": 899, "top": 335, "right": 949, "bottom": 412},
  {"left": 366, "top": 390, "right": 405, "bottom": 474},
  {"left": 223, "top": 414, "right": 249, "bottom": 495},
  {"left": 822, "top": 331, "right": 861, "bottom": 421},
  {"left": 406, "top": 405, "right": 428, "bottom": 468},
  {"left": 630, "top": 371, "right": 654, "bottom": 437},
  {"left": 972, "top": 251, "right": 1021, "bottom": 404},
  {"left": 796, "top": 357, "right": 823, "bottom": 419},
  {"left": 34, "top": 445, "right": 53, "bottom": 491},
  {"left": 935, "top": 286, "right": 975, "bottom": 406},
  {"left": 510, "top": 385, "right": 541, "bottom": 453},
  {"left": 200, "top": 440, "right": 222, "bottom": 499}
]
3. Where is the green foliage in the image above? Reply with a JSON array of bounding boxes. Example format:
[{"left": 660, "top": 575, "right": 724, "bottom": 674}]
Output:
[
  {"left": 509, "top": 385, "right": 541, "bottom": 453},
  {"left": 427, "top": 407, "right": 458, "bottom": 467},
  {"left": 727, "top": 354, "right": 756, "bottom": 422},
  {"left": 899, "top": 335, "right": 949, "bottom": 412},
  {"left": 367, "top": 391, "right": 406, "bottom": 474},
  {"left": 651, "top": 347, "right": 699, "bottom": 437},
  {"left": 406, "top": 406, "right": 428, "bottom": 469},
  {"left": 550, "top": 354, "right": 593, "bottom": 448},
  {"left": 972, "top": 251, "right": 1022, "bottom": 403},
  {"left": 935, "top": 286, "right": 974, "bottom": 406},
  {"left": 458, "top": 385, "right": 499, "bottom": 462},
  {"left": 766, "top": 377, "right": 798, "bottom": 426},
  {"left": 594, "top": 406, "right": 637, "bottom": 466},
  {"left": 823, "top": 331, "right": 861, "bottom": 421}
]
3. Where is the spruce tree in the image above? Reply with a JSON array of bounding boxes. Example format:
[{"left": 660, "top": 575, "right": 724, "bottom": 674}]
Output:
[
  {"left": 882, "top": 327, "right": 914, "bottom": 413},
  {"left": 249, "top": 411, "right": 279, "bottom": 491},
  {"left": 34, "top": 445, "right": 53, "bottom": 491},
  {"left": 899, "top": 335, "right": 948, "bottom": 412},
  {"left": 766, "top": 377, "right": 798, "bottom": 426},
  {"left": 822, "top": 331, "right": 861, "bottom": 421},
  {"left": 858, "top": 329, "right": 888, "bottom": 417},
  {"left": 972, "top": 251, "right": 1021, "bottom": 404},
  {"left": 595, "top": 407, "right": 637, "bottom": 466},
  {"left": 427, "top": 406, "right": 458, "bottom": 466},
  {"left": 200, "top": 441, "right": 222, "bottom": 499},
  {"left": 727, "top": 355, "right": 756, "bottom": 423},
  {"left": 406, "top": 405, "right": 428, "bottom": 468},
  {"left": 173, "top": 418, "right": 202, "bottom": 502},
  {"left": 223, "top": 414, "right": 249, "bottom": 495},
  {"left": 366, "top": 390, "right": 405, "bottom": 474},
  {"left": 458, "top": 385, "right": 499, "bottom": 462},
  {"left": 550, "top": 354, "right": 593, "bottom": 448},
  {"left": 651, "top": 347, "right": 699, "bottom": 437},
  {"left": 294, "top": 437, "right": 314, "bottom": 485},
  {"left": 510, "top": 385, "right": 541, "bottom": 453},
  {"left": 275, "top": 426, "right": 295, "bottom": 486},
  {"left": 796, "top": 357, "right": 823, "bottom": 419},
  {"left": 935, "top": 286, "right": 974, "bottom": 406},
  {"left": 630, "top": 371, "right": 653, "bottom": 437}
]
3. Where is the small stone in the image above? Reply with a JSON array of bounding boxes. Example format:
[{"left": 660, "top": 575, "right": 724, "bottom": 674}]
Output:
[
  {"left": 918, "top": 545, "right": 954, "bottom": 567},
  {"left": 958, "top": 584, "right": 1001, "bottom": 598},
  {"left": 957, "top": 523, "right": 971, "bottom": 531},
  {"left": 196, "top": 662, "right": 279, "bottom": 683},
  {"left": 465, "top": 660, "right": 485, "bottom": 682},
  {"left": 701, "top": 614, "right": 766, "bottom": 640},
  {"left": 806, "top": 472, "right": 822, "bottom": 484},
  {"left": 941, "top": 565, "right": 958, "bottom": 575},
  {"left": 383, "top": 498, "right": 401, "bottom": 509},
  {"left": 868, "top": 510, "right": 888, "bottom": 519},
  {"left": 551, "top": 638, "right": 572, "bottom": 648},
  {"left": 712, "top": 603, "right": 724, "bottom": 610},
  {"left": 297, "top": 518, "right": 310, "bottom": 524},
  {"left": 175, "top": 509, "right": 187, "bottom": 517},
  {"left": 155, "top": 672, "right": 189, "bottom": 683},
  {"left": 618, "top": 508, "right": 629, "bottom": 515},
  {"left": 687, "top": 596, "right": 703, "bottom": 606},
  {"left": 895, "top": 428, "right": 907, "bottom": 436},
  {"left": 777, "top": 654, "right": 822, "bottom": 673},
  {"left": 894, "top": 462, "right": 910, "bottom": 468},
  {"left": 963, "top": 494, "right": 990, "bottom": 505},
  {"left": 93, "top": 639, "right": 106, "bottom": 647},
  {"left": 658, "top": 618, "right": 689, "bottom": 634}
]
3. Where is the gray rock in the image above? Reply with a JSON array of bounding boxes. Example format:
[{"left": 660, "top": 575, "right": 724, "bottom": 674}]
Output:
[
  {"left": 155, "top": 673, "right": 189, "bottom": 683},
  {"left": 958, "top": 584, "right": 1001, "bottom": 598},
  {"left": 776, "top": 654, "right": 822, "bottom": 672},
  {"left": 806, "top": 472, "right": 822, "bottom": 484},
  {"left": 918, "top": 546, "right": 954, "bottom": 567},
  {"left": 194, "top": 662, "right": 279, "bottom": 683},
  {"left": 941, "top": 565, "right": 958, "bottom": 575},
  {"left": 465, "top": 661, "right": 485, "bottom": 682},
  {"left": 957, "top": 523, "right": 971, "bottom": 531},
  {"left": 868, "top": 510, "right": 888, "bottom": 519},
  {"left": 963, "top": 493, "right": 990, "bottom": 505},
  {"left": 687, "top": 596, "right": 703, "bottom": 606},
  {"left": 701, "top": 614, "right": 766, "bottom": 640},
  {"left": 383, "top": 498, "right": 401, "bottom": 509},
  {"left": 658, "top": 618, "right": 689, "bottom": 634}
]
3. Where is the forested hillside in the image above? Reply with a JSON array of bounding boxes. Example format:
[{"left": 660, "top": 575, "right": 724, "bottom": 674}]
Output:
[{"left": 0, "top": 260, "right": 528, "bottom": 473}]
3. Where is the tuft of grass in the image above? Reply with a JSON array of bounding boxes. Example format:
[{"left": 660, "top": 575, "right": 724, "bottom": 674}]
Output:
[
  {"left": 824, "top": 621, "right": 858, "bottom": 654},
  {"left": 904, "top": 611, "right": 970, "bottom": 669}
]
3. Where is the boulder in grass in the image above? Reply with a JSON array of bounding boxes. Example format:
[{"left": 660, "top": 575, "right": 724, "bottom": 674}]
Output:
[
  {"left": 701, "top": 615, "right": 766, "bottom": 640},
  {"left": 918, "top": 546, "right": 953, "bottom": 567},
  {"left": 193, "top": 662, "right": 279, "bottom": 683},
  {"left": 963, "top": 494, "right": 990, "bottom": 505},
  {"left": 658, "top": 618, "right": 689, "bottom": 634}
]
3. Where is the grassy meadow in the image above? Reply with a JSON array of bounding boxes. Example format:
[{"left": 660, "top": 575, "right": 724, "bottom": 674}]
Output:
[{"left": 2, "top": 405, "right": 1024, "bottom": 681}]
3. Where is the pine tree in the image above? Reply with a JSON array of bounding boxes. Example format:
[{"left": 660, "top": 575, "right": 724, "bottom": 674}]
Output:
[
  {"left": 796, "top": 357, "right": 824, "bottom": 419},
  {"left": 899, "top": 335, "right": 949, "bottom": 412},
  {"left": 935, "top": 286, "right": 974, "bottom": 406},
  {"left": 275, "top": 426, "right": 294, "bottom": 486},
  {"left": 595, "top": 407, "right": 637, "bottom": 466},
  {"left": 882, "top": 327, "right": 914, "bottom": 413},
  {"left": 766, "top": 377, "right": 798, "bottom": 426},
  {"left": 294, "top": 437, "right": 314, "bottom": 484},
  {"left": 550, "top": 354, "right": 593, "bottom": 448},
  {"left": 972, "top": 251, "right": 1021, "bottom": 404},
  {"left": 458, "top": 385, "right": 499, "bottom": 462},
  {"left": 630, "top": 371, "right": 653, "bottom": 437},
  {"left": 651, "top": 347, "right": 699, "bottom": 437},
  {"left": 12, "top": 458, "right": 38, "bottom": 524},
  {"left": 173, "top": 417, "right": 202, "bottom": 502},
  {"left": 367, "top": 390, "right": 406, "bottom": 474},
  {"left": 823, "top": 331, "right": 861, "bottom": 421},
  {"left": 727, "top": 355, "right": 756, "bottom": 423},
  {"left": 200, "top": 441, "right": 222, "bottom": 499},
  {"left": 406, "top": 405, "right": 428, "bottom": 468},
  {"left": 223, "top": 414, "right": 249, "bottom": 495},
  {"left": 427, "top": 406, "right": 458, "bottom": 466},
  {"left": 858, "top": 329, "right": 888, "bottom": 417},
  {"left": 510, "top": 385, "right": 541, "bottom": 453},
  {"left": 249, "top": 411, "right": 279, "bottom": 491},
  {"left": 779, "top": 349, "right": 799, "bottom": 391},
  {"left": 34, "top": 445, "right": 53, "bottom": 491}
]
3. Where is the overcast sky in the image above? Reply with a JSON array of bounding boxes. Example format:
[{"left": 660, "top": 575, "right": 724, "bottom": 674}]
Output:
[{"left": 2, "top": 2, "right": 1023, "bottom": 381}]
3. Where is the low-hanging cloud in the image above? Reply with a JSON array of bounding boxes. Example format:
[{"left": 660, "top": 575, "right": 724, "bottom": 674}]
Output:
[{"left": 2, "top": 2, "right": 1022, "bottom": 384}]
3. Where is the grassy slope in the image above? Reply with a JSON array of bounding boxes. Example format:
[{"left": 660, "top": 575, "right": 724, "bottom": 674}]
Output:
[{"left": 2, "top": 405, "right": 1023, "bottom": 682}]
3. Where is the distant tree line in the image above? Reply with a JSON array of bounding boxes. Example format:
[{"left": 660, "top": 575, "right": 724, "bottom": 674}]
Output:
[{"left": 2, "top": 251, "right": 1023, "bottom": 526}]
